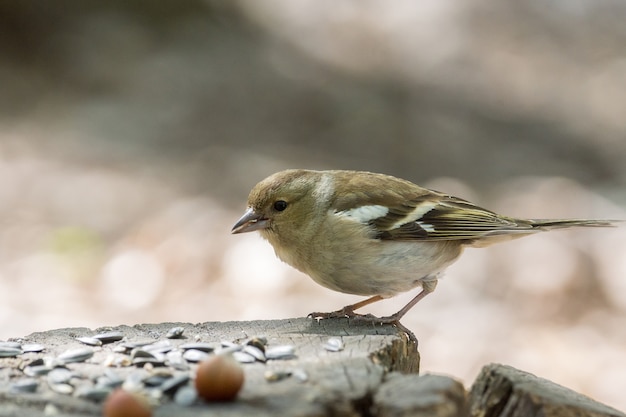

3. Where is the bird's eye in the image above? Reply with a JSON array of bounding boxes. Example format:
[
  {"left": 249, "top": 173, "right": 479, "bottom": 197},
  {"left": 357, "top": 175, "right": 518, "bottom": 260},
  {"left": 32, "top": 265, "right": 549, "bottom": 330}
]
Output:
[{"left": 273, "top": 200, "right": 288, "bottom": 212}]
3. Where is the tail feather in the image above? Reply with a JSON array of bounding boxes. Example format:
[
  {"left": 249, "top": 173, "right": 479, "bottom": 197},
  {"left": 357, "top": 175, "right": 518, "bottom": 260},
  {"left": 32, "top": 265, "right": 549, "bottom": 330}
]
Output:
[{"left": 529, "top": 219, "right": 621, "bottom": 230}]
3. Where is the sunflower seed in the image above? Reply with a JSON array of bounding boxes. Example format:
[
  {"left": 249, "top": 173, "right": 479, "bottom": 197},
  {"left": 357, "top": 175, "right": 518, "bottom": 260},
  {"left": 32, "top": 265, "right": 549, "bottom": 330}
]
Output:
[
  {"left": 49, "top": 383, "right": 74, "bottom": 395},
  {"left": 0, "top": 347, "right": 22, "bottom": 357},
  {"left": 182, "top": 349, "right": 209, "bottom": 363},
  {"left": 47, "top": 368, "right": 73, "bottom": 385},
  {"left": 174, "top": 385, "right": 197, "bottom": 406},
  {"left": 131, "top": 349, "right": 158, "bottom": 360},
  {"left": 121, "top": 339, "right": 154, "bottom": 350},
  {"left": 292, "top": 368, "right": 309, "bottom": 383},
  {"left": 122, "top": 371, "right": 147, "bottom": 391},
  {"left": 179, "top": 342, "right": 218, "bottom": 353},
  {"left": 76, "top": 337, "right": 102, "bottom": 347},
  {"left": 132, "top": 357, "right": 166, "bottom": 367},
  {"left": 160, "top": 374, "right": 190, "bottom": 395},
  {"left": 96, "top": 370, "right": 124, "bottom": 389},
  {"left": 57, "top": 348, "right": 94, "bottom": 364},
  {"left": 264, "top": 370, "right": 291, "bottom": 382},
  {"left": 24, "top": 364, "right": 53, "bottom": 377},
  {"left": 246, "top": 337, "right": 267, "bottom": 352},
  {"left": 76, "top": 386, "right": 112, "bottom": 402},
  {"left": 143, "top": 340, "right": 173, "bottom": 354},
  {"left": 21, "top": 343, "right": 45, "bottom": 353},
  {"left": 323, "top": 338, "right": 344, "bottom": 352},
  {"left": 165, "top": 351, "right": 189, "bottom": 371},
  {"left": 10, "top": 378, "right": 39, "bottom": 393},
  {"left": 242, "top": 345, "right": 266, "bottom": 362},
  {"left": 0, "top": 341, "right": 21, "bottom": 349},
  {"left": 93, "top": 331, "right": 124, "bottom": 344},
  {"left": 166, "top": 327, "right": 185, "bottom": 339},
  {"left": 143, "top": 374, "right": 170, "bottom": 387},
  {"left": 265, "top": 345, "right": 296, "bottom": 360},
  {"left": 233, "top": 351, "right": 256, "bottom": 363}
]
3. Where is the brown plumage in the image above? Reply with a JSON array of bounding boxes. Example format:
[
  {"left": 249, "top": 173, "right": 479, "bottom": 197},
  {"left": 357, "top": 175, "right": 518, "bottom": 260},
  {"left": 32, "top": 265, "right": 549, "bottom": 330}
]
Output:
[{"left": 232, "top": 169, "right": 619, "bottom": 323}]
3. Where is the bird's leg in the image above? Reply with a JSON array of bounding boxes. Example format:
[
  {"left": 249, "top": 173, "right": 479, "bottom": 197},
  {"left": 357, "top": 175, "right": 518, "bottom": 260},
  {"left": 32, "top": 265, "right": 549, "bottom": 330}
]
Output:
[
  {"left": 353, "top": 280, "right": 438, "bottom": 324},
  {"left": 308, "top": 295, "right": 384, "bottom": 319}
]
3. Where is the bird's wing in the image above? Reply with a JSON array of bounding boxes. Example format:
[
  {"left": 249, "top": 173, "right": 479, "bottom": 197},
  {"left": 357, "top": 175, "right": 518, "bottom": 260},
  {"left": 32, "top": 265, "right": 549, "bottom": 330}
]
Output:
[{"left": 374, "top": 195, "right": 536, "bottom": 242}]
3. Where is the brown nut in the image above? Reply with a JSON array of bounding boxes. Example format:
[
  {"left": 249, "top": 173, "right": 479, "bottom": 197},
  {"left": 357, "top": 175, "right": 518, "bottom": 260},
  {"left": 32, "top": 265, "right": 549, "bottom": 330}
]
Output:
[
  {"left": 103, "top": 389, "right": 152, "bottom": 417},
  {"left": 195, "top": 354, "right": 244, "bottom": 402}
]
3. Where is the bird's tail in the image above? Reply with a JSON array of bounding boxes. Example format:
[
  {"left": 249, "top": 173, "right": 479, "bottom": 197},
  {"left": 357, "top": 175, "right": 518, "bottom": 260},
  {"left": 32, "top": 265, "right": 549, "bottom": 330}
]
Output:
[{"left": 529, "top": 219, "right": 621, "bottom": 230}]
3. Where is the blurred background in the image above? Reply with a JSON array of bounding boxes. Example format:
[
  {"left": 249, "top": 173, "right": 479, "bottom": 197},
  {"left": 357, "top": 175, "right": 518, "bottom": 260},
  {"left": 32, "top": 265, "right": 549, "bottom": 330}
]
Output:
[{"left": 1, "top": 0, "right": 626, "bottom": 410}]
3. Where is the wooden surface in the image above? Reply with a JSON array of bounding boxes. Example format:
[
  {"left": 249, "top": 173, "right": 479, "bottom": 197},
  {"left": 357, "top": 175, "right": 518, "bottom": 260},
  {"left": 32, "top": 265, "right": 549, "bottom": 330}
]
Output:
[
  {"left": 2, "top": 319, "right": 624, "bottom": 417},
  {"left": 469, "top": 363, "right": 626, "bottom": 417},
  {"left": 0, "top": 318, "right": 423, "bottom": 417}
]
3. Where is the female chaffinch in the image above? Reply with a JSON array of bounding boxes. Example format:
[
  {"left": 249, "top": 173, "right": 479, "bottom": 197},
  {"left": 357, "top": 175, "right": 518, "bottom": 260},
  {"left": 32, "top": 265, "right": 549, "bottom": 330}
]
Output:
[{"left": 232, "top": 169, "right": 616, "bottom": 324}]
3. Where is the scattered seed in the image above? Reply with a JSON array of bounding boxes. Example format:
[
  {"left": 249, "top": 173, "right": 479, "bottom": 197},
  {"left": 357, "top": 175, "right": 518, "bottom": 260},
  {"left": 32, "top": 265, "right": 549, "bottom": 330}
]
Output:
[
  {"left": 121, "top": 340, "right": 155, "bottom": 350},
  {"left": 10, "top": 378, "right": 39, "bottom": 393},
  {"left": 93, "top": 331, "right": 124, "bottom": 344},
  {"left": 57, "top": 348, "right": 94, "bottom": 364},
  {"left": 265, "top": 345, "right": 296, "bottom": 360},
  {"left": 0, "top": 341, "right": 22, "bottom": 349},
  {"left": 179, "top": 342, "right": 218, "bottom": 353},
  {"left": 264, "top": 370, "right": 291, "bottom": 382},
  {"left": 96, "top": 370, "right": 124, "bottom": 389},
  {"left": 49, "top": 383, "right": 74, "bottom": 395},
  {"left": 132, "top": 357, "right": 166, "bottom": 367},
  {"left": 47, "top": 368, "right": 73, "bottom": 385},
  {"left": 166, "top": 327, "right": 185, "bottom": 339},
  {"left": 76, "top": 337, "right": 102, "bottom": 347},
  {"left": 142, "top": 340, "right": 171, "bottom": 352},
  {"left": 182, "top": 349, "right": 209, "bottom": 363},
  {"left": 143, "top": 374, "right": 170, "bottom": 387},
  {"left": 174, "top": 385, "right": 197, "bottom": 406},
  {"left": 130, "top": 349, "right": 158, "bottom": 360},
  {"left": 233, "top": 351, "right": 256, "bottom": 364},
  {"left": 246, "top": 337, "right": 267, "bottom": 352},
  {"left": 165, "top": 351, "right": 188, "bottom": 371},
  {"left": 292, "top": 368, "right": 309, "bottom": 383},
  {"left": 242, "top": 345, "right": 266, "bottom": 362},
  {"left": 24, "top": 365, "right": 53, "bottom": 377},
  {"left": 0, "top": 347, "right": 22, "bottom": 358},
  {"left": 323, "top": 338, "right": 344, "bottom": 352},
  {"left": 160, "top": 374, "right": 190, "bottom": 395},
  {"left": 21, "top": 343, "right": 45, "bottom": 353},
  {"left": 76, "top": 386, "right": 112, "bottom": 402}
]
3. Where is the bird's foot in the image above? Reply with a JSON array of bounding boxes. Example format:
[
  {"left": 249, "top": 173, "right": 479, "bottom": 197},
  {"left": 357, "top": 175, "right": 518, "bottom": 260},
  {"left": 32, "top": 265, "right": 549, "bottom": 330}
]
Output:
[{"left": 308, "top": 306, "right": 361, "bottom": 320}]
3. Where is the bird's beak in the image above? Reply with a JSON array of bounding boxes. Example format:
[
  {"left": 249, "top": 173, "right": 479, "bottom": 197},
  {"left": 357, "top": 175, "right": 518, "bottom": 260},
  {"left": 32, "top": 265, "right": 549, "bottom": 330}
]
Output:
[{"left": 231, "top": 207, "right": 270, "bottom": 234}]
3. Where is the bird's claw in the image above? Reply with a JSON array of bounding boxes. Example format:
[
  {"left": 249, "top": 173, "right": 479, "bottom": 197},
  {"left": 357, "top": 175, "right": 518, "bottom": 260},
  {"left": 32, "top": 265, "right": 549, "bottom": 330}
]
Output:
[{"left": 308, "top": 307, "right": 359, "bottom": 320}]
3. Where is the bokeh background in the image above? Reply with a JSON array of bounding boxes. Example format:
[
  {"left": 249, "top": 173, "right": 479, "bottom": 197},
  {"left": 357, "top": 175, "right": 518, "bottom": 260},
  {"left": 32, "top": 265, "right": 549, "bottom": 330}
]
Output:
[{"left": 2, "top": 0, "right": 626, "bottom": 411}]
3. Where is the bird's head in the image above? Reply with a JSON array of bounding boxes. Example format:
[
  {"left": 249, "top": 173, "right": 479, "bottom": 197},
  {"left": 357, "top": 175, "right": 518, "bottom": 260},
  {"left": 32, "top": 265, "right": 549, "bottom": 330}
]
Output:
[{"left": 231, "top": 169, "right": 324, "bottom": 236}]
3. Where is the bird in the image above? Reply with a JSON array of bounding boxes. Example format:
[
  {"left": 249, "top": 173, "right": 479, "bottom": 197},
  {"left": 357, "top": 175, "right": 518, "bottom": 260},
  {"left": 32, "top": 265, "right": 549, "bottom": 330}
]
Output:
[{"left": 231, "top": 169, "right": 619, "bottom": 324}]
